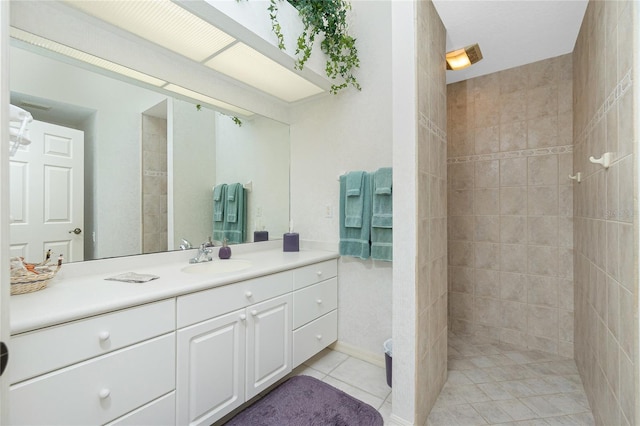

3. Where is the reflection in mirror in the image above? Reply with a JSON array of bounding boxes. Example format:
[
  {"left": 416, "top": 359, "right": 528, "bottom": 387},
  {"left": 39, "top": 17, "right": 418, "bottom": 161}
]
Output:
[{"left": 9, "top": 43, "right": 290, "bottom": 263}]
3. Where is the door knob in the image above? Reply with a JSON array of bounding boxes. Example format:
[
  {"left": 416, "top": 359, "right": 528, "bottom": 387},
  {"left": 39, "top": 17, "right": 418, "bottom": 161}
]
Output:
[{"left": 69, "top": 227, "right": 82, "bottom": 235}]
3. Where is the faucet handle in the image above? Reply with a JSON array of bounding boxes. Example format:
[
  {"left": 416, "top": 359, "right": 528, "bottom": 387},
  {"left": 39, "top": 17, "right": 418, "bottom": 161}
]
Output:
[{"left": 179, "top": 238, "right": 192, "bottom": 250}]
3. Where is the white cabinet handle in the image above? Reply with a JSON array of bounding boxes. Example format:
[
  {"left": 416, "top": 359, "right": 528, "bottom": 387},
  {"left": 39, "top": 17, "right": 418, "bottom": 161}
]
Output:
[
  {"left": 316, "top": 299, "right": 323, "bottom": 304},
  {"left": 98, "top": 331, "right": 110, "bottom": 341},
  {"left": 316, "top": 271, "right": 323, "bottom": 277},
  {"left": 99, "top": 388, "right": 111, "bottom": 399},
  {"left": 244, "top": 291, "right": 253, "bottom": 298},
  {"left": 239, "top": 314, "right": 247, "bottom": 321},
  {"left": 251, "top": 310, "right": 258, "bottom": 317},
  {"left": 316, "top": 335, "right": 323, "bottom": 340}
]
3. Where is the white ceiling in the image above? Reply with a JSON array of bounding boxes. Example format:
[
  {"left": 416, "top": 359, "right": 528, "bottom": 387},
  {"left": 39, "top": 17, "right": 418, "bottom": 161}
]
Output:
[{"left": 432, "top": 0, "right": 589, "bottom": 84}]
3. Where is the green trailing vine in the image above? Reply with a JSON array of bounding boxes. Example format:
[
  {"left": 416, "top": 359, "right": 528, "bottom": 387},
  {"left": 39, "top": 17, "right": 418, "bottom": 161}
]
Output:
[
  {"left": 267, "top": 0, "right": 361, "bottom": 94},
  {"left": 196, "top": 104, "right": 243, "bottom": 127}
]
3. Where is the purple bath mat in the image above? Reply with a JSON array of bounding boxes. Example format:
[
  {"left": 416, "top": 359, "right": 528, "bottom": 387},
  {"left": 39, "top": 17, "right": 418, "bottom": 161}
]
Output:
[{"left": 224, "top": 375, "right": 384, "bottom": 426}]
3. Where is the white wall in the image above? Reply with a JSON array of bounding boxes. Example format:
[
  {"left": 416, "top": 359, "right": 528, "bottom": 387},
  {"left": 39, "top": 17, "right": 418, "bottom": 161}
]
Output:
[
  {"left": 289, "top": 0, "right": 393, "bottom": 357},
  {"left": 216, "top": 114, "right": 290, "bottom": 240},
  {"left": 10, "top": 47, "right": 167, "bottom": 259},
  {"left": 171, "top": 99, "right": 216, "bottom": 249}
]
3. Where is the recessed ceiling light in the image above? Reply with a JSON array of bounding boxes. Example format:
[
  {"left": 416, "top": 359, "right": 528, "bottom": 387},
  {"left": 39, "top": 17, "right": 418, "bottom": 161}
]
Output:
[
  {"left": 64, "top": 0, "right": 236, "bottom": 62},
  {"left": 10, "top": 27, "right": 167, "bottom": 87},
  {"left": 446, "top": 43, "right": 483, "bottom": 71}
]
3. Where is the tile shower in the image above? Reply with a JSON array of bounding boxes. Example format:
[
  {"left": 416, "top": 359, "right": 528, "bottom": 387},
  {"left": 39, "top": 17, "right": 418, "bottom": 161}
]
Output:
[{"left": 447, "top": 54, "right": 575, "bottom": 357}]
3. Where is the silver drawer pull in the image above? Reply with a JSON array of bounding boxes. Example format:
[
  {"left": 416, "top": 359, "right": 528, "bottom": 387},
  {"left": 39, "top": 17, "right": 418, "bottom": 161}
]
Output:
[
  {"left": 316, "top": 299, "right": 323, "bottom": 304},
  {"left": 316, "top": 334, "right": 323, "bottom": 340},
  {"left": 244, "top": 291, "right": 253, "bottom": 298},
  {"left": 98, "top": 331, "right": 110, "bottom": 341},
  {"left": 239, "top": 314, "right": 247, "bottom": 321},
  {"left": 99, "top": 388, "right": 111, "bottom": 399},
  {"left": 251, "top": 310, "right": 258, "bottom": 317}
]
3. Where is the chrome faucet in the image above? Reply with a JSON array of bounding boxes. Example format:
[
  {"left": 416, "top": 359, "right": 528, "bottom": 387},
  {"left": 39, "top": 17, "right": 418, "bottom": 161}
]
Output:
[{"left": 189, "top": 241, "right": 214, "bottom": 264}]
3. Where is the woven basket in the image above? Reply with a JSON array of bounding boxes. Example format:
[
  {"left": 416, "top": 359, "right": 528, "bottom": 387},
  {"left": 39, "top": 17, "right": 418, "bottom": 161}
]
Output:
[{"left": 10, "top": 255, "right": 62, "bottom": 296}]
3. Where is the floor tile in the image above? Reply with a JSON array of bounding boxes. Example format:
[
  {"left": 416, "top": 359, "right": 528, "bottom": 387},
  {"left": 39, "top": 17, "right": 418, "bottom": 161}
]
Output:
[
  {"left": 322, "top": 375, "right": 385, "bottom": 410},
  {"left": 302, "top": 347, "right": 348, "bottom": 373},
  {"left": 494, "top": 399, "right": 539, "bottom": 421},
  {"left": 328, "top": 356, "right": 390, "bottom": 399},
  {"left": 448, "top": 403, "right": 489, "bottom": 425}
]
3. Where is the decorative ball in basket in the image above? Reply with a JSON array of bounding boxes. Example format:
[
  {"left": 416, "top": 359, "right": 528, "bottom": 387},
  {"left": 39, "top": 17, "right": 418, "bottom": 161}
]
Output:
[{"left": 10, "top": 250, "right": 63, "bottom": 296}]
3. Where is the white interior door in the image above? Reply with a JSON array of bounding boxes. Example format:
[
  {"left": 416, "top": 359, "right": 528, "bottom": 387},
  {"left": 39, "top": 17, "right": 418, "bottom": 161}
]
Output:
[{"left": 9, "top": 120, "right": 84, "bottom": 262}]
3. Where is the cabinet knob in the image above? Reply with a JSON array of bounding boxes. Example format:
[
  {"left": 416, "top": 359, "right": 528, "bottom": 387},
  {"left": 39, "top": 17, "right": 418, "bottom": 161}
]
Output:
[
  {"left": 239, "top": 314, "right": 247, "bottom": 321},
  {"left": 98, "top": 331, "right": 110, "bottom": 341},
  {"left": 244, "top": 291, "right": 253, "bottom": 298},
  {"left": 316, "top": 299, "right": 323, "bottom": 304},
  {"left": 315, "top": 335, "right": 323, "bottom": 340},
  {"left": 316, "top": 271, "right": 323, "bottom": 277},
  {"left": 99, "top": 388, "right": 111, "bottom": 399},
  {"left": 251, "top": 310, "right": 258, "bottom": 317}
]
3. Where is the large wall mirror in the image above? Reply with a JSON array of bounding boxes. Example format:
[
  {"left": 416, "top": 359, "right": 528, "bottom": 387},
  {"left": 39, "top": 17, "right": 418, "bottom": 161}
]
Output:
[{"left": 9, "top": 43, "right": 290, "bottom": 263}]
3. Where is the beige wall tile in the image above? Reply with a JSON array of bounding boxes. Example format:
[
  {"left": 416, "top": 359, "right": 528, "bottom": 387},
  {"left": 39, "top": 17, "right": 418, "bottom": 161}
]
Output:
[
  {"left": 527, "top": 245, "right": 559, "bottom": 276},
  {"left": 475, "top": 242, "right": 501, "bottom": 270},
  {"left": 527, "top": 216, "right": 558, "bottom": 246},
  {"left": 527, "top": 115, "right": 558, "bottom": 148},
  {"left": 527, "top": 305, "right": 558, "bottom": 339},
  {"left": 475, "top": 188, "right": 500, "bottom": 215},
  {"left": 501, "top": 187, "right": 528, "bottom": 215},
  {"left": 475, "top": 125, "right": 500, "bottom": 154},
  {"left": 500, "top": 121, "right": 528, "bottom": 151},
  {"left": 475, "top": 216, "right": 500, "bottom": 243},
  {"left": 527, "top": 85, "right": 558, "bottom": 119},
  {"left": 475, "top": 160, "right": 499, "bottom": 188},
  {"left": 501, "top": 216, "right": 528, "bottom": 244},
  {"left": 500, "top": 157, "right": 528, "bottom": 186},
  {"left": 449, "top": 215, "right": 475, "bottom": 241},
  {"left": 528, "top": 186, "right": 558, "bottom": 216},
  {"left": 501, "top": 272, "right": 528, "bottom": 303},
  {"left": 527, "top": 275, "right": 559, "bottom": 308},
  {"left": 500, "top": 244, "right": 528, "bottom": 273},
  {"left": 450, "top": 266, "right": 474, "bottom": 294},
  {"left": 476, "top": 269, "right": 500, "bottom": 298},
  {"left": 528, "top": 155, "right": 558, "bottom": 186}
]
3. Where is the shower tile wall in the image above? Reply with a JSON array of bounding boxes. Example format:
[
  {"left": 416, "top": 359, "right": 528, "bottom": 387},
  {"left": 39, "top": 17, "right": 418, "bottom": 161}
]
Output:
[
  {"left": 416, "top": 0, "right": 448, "bottom": 423},
  {"left": 141, "top": 115, "right": 168, "bottom": 254},
  {"left": 447, "top": 55, "right": 574, "bottom": 357},
  {"left": 573, "top": 1, "right": 638, "bottom": 425}
]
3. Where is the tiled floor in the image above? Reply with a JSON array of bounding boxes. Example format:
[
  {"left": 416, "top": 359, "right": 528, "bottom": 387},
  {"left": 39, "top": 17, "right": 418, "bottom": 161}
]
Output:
[
  {"left": 224, "top": 333, "right": 595, "bottom": 425},
  {"left": 427, "top": 333, "right": 596, "bottom": 426}
]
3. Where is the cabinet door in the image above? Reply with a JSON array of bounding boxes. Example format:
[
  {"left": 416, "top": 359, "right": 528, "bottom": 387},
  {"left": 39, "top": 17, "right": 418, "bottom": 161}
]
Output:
[
  {"left": 176, "top": 309, "right": 246, "bottom": 426},
  {"left": 246, "top": 294, "right": 292, "bottom": 400}
]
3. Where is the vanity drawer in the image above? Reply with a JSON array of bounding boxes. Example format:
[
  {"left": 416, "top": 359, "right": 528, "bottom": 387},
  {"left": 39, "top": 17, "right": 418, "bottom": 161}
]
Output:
[
  {"left": 293, "top": 278, "right": 338, "bottom": 329},
  {"left": 106, "top": 392, "right": 176, "bottom": 426},
  {"left": 292, "top": 310, "right": 337, "bottom": 368},
  {"left": 10, "top": 299, "right": 175, "bottom": 384},
  {"left": 177, "top": 270, "right": 293, "bottom": 328},
  {"left": 293, "top": 259, "right": 337, "bottom": 290},
  {"left": 10, "top": 333, "right": 176, "bottom": 426}
]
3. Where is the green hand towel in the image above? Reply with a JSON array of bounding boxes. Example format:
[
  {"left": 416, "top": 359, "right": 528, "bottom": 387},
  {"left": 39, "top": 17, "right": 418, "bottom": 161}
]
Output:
[
  {"left": 345, "top": 171, "right": 366, "bottom": 228},
  {"left": 213, "top": 184, "right": 226, "bottom": 222},
  {"left": 339, "top": 173, "right": 371, "bottom": 259},
  {"left": 223, "top": 184, "right": 245, "bottom": 244}
]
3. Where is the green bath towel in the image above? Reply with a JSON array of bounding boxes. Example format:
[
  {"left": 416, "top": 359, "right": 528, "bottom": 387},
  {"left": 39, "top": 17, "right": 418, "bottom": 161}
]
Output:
[
  {"left": 371, "top": 167, "right": 392, "bottom": 261},
  {"left": 212, "top": 184, "right": 227, "bottom": 243},
  {"left": 339, "top": 173, "right": 372, "bottom": 259},
  {"left": 344, "top": 171, "right": 366, "bottom": 228}
]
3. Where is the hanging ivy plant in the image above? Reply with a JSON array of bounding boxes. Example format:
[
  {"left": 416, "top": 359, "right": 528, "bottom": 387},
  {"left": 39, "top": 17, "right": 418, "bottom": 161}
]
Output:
[{"left": 268, "top": 0, "right": 361, "bottom": 94}]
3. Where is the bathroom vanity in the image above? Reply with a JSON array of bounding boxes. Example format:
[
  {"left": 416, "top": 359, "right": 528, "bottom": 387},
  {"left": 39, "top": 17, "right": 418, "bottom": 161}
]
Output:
[{"left": 7, "top": 244, "right": 338, "bottom": 425}]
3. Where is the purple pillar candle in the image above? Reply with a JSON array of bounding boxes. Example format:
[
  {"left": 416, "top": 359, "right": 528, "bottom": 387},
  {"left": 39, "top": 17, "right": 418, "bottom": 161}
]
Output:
[
  {"left": 254, "top": 230, "right": 269, "bottom": 242},
  {"left": 283, "top": 233, "right": 299, "bottom": 252}
]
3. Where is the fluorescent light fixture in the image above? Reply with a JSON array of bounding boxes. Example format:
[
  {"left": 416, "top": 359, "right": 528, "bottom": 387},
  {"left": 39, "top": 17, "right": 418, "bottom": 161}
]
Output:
[
  {"left": 65, "top": 0, "right": 236, "bottom": 62},
  {"left": 164, "top": 84, "right": 253, "bottom": 117},
  {"left": 205, "top": 42, "right": 324, "bottom": 102},
  {"left": 446, "top": 44, "right": 483, "bottom": 71},
  {"left": 10, "top": 27, "right": 167, "bottom": 87}
]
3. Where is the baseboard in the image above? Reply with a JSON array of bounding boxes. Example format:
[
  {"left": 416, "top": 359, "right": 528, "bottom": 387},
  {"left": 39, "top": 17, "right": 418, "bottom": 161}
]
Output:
[
  {"left": 388, "top": 413, "right": 415, "bottom": 425},
  {"left": 329, "top": 340, "right": 385, "bottom": 368}
]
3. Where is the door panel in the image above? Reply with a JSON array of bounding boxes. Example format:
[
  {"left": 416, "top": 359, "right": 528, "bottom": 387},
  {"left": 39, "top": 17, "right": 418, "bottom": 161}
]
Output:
[{"left": 9, "top": 120, "right": 84, "bottom": 262}]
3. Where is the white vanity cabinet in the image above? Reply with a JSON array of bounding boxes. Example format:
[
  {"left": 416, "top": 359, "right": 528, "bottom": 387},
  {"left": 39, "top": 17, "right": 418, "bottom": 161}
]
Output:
[
  {"left": 9, "top": 299, "right": 176, "bottom": 425},
  {"left": 292, "top": 260, "right": 338, "bottom": 367},
  {"left": 176, "top": 271, "right": 293, "bottom": 426}
]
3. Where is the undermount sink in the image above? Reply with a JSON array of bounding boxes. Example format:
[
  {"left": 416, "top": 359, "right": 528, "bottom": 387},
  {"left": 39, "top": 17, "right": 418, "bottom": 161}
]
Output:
[{"left": 181, "top": 259, "right": 252, "bottom": 275}]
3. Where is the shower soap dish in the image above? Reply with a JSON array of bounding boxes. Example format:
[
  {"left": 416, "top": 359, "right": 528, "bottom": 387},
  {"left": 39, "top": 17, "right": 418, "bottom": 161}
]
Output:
[{"left": 10, "top": 250, "right": 62, "bottom": 295}]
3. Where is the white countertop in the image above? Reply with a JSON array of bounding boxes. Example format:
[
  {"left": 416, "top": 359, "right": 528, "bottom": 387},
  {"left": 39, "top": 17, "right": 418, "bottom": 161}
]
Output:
[{"left": 10, "top": 243, "right": 338, "bottom": 335}]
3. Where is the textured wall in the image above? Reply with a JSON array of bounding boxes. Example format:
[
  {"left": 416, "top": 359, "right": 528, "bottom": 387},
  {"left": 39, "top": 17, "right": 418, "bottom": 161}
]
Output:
[
  {"left": 447, "top": 54, "right": 575, "bottom": 357},
  {"left": 573, "top": 1, "right": 638, "bottom": 425},
  {"left": 415, "top": 0, "right": 448, "bottom": 423}
]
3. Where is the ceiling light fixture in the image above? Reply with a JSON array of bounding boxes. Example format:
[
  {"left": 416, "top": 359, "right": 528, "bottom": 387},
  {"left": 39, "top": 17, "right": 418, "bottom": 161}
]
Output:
[
  {"left": 446, "top": 43, "right": 483, "bottom": 71},
  {"left": 10, "top": 27, "right": 167, "bottom": 87}
]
